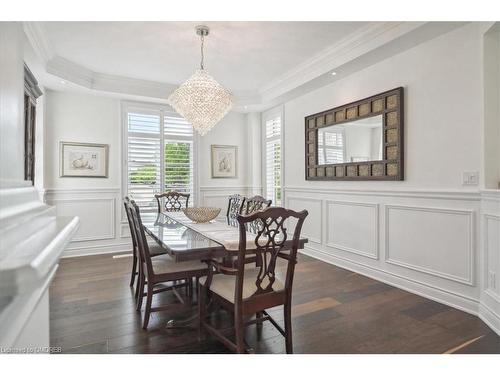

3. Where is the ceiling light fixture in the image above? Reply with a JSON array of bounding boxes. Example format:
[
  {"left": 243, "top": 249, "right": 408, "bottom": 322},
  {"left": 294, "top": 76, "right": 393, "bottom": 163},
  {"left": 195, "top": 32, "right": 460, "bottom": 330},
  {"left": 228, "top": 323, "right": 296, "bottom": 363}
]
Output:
[
  {"left": 331, "top": 71, "right": 337, "bottom": 76},
  {"left": 167, "top": 25, "right": 233, "bottom": 136}
]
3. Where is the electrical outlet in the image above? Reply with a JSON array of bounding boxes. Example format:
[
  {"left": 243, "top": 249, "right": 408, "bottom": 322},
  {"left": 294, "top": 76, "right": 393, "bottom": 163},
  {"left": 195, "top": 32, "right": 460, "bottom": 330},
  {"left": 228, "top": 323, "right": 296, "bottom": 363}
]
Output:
[
  {"left": 489, "top": 271, "right": 496, "bottom": 290},
  {"left": 462, "top": 171, "right": 479, "bottom": 186}
]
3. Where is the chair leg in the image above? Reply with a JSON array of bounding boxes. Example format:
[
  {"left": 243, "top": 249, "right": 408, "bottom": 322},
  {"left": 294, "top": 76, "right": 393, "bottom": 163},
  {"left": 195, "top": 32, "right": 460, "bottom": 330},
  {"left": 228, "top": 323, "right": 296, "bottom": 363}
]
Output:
[
  {"left": 284, "top": 301, "right": 293, "bottom": 354},
  {"left": 235, "top": 312, "right": 246, "bottom": 354},
  {"left": 256, "top": 311, "right": 263, "bottom": 340},
  {"left": 136, "top": 271, "right": 145, "bottom": 311},
  {"left": 198, "top": 283, "right": 207, "bottom": 341},
  {"left": 143, "top": 284, "right": 154, "bottom": 329},
  {"left": 130, "top": 252, "right": 137, "bottom": 287}
]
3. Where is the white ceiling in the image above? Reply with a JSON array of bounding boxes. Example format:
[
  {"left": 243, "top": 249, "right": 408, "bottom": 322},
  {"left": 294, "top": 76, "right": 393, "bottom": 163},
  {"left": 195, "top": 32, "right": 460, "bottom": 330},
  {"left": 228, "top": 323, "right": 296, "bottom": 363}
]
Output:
[
  {"left": 25, "top": 22, "right": 465, "bottom": 110},
  {"left": 41, "top": 21, "right": 368, "bottom": 93}
]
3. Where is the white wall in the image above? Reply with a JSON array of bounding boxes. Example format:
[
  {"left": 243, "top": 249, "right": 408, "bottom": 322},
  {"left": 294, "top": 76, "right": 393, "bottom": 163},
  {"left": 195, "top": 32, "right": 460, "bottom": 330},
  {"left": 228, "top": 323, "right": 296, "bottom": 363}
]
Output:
[
  {"left": 0, "top": 22, "right": 26, "bottom": 187},
  {"left": 483, "top": 26, "right": 500, "bottom": 190},
  {"left": 43, "top": 90, "right": 254, "bottom": 255},
  {"left": 285, "top": 23, "right": 482, "bottom": 191},
  {"left": 45, "top": 90, "right": 121, "bottom": 189},
  {"left": 279, "top": 23, "right": 500, "bottom": 334}
]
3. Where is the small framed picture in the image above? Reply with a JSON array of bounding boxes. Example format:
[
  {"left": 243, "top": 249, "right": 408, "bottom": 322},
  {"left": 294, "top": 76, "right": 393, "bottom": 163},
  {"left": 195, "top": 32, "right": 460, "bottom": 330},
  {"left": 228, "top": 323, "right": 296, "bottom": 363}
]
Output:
[
  {"left": 211, "top": 145, "right": 237, "bottom": 178},
  {"left": 60, "top": 142, "right": 109, "bottom": 178}
]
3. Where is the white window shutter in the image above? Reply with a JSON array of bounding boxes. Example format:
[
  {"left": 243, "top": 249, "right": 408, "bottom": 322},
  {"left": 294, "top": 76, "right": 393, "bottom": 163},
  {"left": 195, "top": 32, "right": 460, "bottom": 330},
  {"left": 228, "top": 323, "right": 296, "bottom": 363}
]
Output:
[
  {"left": 265, "top": 116, "right": 282, "bottom": 205},
  {"left": 126, "top": 109, "right": 195, "bottom": 210}
]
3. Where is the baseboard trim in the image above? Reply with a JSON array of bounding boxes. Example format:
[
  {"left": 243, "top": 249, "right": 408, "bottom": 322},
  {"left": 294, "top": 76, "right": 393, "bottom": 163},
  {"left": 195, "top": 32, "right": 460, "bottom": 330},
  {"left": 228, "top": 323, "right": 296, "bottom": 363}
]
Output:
[
  {"left": 62, "top": 243, "right": 131, "bottom": 258},
  {"left": 479, "top": 303, "right": 500, "bottom": 336},
  {"left": 300, "top": 245, "right": 479, "bottom": 316}
]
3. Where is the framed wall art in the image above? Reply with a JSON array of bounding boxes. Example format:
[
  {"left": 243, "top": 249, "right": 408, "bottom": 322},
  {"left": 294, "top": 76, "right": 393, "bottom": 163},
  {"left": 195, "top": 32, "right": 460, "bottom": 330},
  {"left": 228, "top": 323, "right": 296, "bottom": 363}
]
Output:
[
  {"left": 60, "top": 142, "right": 109, "bottom": 178},
  {"left": 211, "top": 144, "right": 237, "bottom": 178}
]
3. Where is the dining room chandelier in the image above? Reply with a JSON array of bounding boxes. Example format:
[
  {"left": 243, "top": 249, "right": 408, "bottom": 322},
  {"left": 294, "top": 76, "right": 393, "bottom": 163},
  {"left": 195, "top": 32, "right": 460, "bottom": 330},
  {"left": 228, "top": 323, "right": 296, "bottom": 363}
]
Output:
[{"left": 167, "top": 25, "right": 233, "bottom": 136}]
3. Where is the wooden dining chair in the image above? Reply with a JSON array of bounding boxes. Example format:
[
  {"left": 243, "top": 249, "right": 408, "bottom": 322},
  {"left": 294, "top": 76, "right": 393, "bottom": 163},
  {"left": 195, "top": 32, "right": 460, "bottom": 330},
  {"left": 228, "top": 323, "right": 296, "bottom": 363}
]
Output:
[
  {"left": 244, "top": 195, "right": 272, "bottom": 215},
  {"left": 126, "top": 198, "right": 208, "bottom": 329},
  {"left": 198, "top": 207, "right": 308, "bottom": 353},
  {"left": 226, "top": 194, "right": 245, "bottom": 226},
  {"left": 124, "top": 197, "right": 167, "bottom": 299},
  {"left": 155, "top": 191, "right": 190, "bottom": 214}
]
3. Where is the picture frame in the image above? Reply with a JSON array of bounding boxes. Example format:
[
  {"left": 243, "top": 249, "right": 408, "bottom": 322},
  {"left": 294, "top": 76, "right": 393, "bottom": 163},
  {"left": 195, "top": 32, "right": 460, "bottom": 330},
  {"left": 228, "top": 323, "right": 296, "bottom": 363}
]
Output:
[
  {"left": 211, "top": 145, "right": 238, "bottom": 178},
  {"left": 60, "top": 141, "right": 109, "bottom": 178}
]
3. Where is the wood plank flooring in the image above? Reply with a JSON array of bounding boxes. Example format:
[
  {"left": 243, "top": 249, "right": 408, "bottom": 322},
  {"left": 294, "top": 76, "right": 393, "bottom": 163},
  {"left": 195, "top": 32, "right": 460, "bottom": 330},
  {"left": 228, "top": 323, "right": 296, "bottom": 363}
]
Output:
[{"left": 49, "top": 252, "right": 500, "bottom": 354}]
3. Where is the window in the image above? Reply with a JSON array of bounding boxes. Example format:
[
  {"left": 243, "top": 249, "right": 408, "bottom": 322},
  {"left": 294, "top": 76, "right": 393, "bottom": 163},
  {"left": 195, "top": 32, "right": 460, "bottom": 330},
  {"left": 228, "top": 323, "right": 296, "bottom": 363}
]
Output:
[
  {"left": 264, "top": 113, "right": 282, "bottom": 205},
  {"left": 125, "top": 104, "right": 195, "bottom": 210}
]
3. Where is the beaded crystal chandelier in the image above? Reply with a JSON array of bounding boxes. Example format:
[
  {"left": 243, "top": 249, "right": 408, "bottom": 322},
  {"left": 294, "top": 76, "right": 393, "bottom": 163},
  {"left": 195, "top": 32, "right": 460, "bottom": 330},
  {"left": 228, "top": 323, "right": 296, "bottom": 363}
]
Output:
[{"left": 168, "top": 25, "right": 233, "bottom": 136}]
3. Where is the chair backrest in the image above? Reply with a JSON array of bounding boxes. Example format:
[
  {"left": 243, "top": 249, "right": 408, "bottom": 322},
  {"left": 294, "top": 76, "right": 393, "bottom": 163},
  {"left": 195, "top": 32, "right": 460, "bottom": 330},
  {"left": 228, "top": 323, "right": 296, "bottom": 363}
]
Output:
[
  {"left": 236, "top": 207, "right": 308, "bottom": 302},
  {"left": 126, "top": 198, "right": 155, "bottom": 278},
  {"left": 123, "top": 196, "right": 138, "bottom": 254},
  {"left": 226, "top": 194, "right": 245, "bottom": 226},
  {"left": 155, "top": 191, "right": 190, "bottom": 214},
  {"left": 244, "top": 195, "right": 272, "bottom": 215}
]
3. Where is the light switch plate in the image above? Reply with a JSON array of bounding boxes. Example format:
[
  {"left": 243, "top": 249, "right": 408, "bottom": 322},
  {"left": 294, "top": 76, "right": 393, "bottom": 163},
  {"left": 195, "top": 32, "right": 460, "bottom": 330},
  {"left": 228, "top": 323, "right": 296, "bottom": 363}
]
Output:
[{"left": 462, "top": 171, "right": 479, "bottom": 185}]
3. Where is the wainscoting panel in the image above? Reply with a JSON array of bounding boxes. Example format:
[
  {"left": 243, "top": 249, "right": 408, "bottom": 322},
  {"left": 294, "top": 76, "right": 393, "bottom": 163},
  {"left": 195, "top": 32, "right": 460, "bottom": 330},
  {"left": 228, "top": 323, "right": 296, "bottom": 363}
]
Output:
[
  {"left": 45, "top": 188, "right": 129, "bottom": 257},
  {"left": 326, "top": 200, "right": 379, "bottom": 259},
  {"left": 49, "top": 197, "right": 116, "bottom": 242},
  {"left": 485, "top": 214, "right": 500, "bottom": 294},
  {"left": 286, "top": 196, "right": 322, "bottom": 244},
  {"left": 385, "top": 205, "right": 474, "bottom": 285},
  {"left": 283, "top": 186, "right": 484, "bottom": 324}
]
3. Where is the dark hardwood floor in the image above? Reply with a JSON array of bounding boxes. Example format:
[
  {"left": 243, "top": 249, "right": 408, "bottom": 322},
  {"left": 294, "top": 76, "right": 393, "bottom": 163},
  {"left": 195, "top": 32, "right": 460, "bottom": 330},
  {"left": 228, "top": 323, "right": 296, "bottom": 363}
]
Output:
[{"left": 49, "top": 252, "right": 500, "bottom": 354}]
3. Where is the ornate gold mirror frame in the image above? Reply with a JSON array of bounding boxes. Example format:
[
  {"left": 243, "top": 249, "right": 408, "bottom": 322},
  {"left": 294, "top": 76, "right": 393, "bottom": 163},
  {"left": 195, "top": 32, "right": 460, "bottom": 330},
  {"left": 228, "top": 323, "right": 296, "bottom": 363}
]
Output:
[{"left": 305, "top": 87, "right": 404, "bottom": 181}]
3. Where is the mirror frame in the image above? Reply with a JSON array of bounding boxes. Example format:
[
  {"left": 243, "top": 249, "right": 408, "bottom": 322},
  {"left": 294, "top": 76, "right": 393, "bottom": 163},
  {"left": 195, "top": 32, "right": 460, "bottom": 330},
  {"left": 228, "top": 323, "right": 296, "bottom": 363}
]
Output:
[{"left": 305, "top": 87, "right": 404, "bottom": 181}]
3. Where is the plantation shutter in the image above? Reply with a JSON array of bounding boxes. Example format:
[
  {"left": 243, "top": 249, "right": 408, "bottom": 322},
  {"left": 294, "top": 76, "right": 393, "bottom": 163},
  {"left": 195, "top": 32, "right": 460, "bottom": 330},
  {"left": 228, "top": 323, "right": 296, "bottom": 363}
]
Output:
[
  {"left": 164, "top": 114, "right": 194, "bottom": 205},
  {"left": 125, "top": 107, "right": 195, "bottom": 210},
  {"left": 265, "top": 116, "right": 282, "bottom": 205},
  {"left": 127, "top": 112, "right": 161, "bottom": 209}
]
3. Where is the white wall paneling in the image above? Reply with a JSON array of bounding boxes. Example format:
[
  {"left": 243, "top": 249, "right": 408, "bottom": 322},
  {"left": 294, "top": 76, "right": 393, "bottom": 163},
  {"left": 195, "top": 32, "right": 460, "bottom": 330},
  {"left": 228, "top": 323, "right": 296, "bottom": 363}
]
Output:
[
  {"left": 48, "top": 197, "right": 115, "bottom": 242},
  {"left": 385, "top": 205, "right": 474, "bottom": 285},
  {"left": 284, "top": 187, "right": 483, "bottom": 317},
  {"left": 484, "top": 214, "right": 500, "bottom": 295},
  {"left": 326, "top": 200, "right": 379, "bottom": 260},
  {"left": 286, "top": 196, "right": 322, "bottom": 245},
  {"left": 480, "top": 190, "right": 500, "bottom": 334},
  {"left": 45, "top": 188, "right": 130, "bottom": 257}
]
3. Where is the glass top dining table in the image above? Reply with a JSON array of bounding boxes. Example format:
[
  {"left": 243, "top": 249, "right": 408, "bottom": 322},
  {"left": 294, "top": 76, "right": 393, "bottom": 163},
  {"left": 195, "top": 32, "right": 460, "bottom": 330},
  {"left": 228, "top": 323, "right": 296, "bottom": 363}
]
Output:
[{"left": 141, "top": 211, "right": 308, "bottom": 262}]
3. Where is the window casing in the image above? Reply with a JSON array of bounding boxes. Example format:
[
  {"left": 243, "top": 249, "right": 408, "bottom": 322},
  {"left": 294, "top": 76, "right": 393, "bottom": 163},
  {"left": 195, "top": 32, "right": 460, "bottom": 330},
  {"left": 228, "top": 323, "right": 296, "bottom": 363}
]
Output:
[{"left": 123, "top": 103, "right": 196, "bottom": 211}]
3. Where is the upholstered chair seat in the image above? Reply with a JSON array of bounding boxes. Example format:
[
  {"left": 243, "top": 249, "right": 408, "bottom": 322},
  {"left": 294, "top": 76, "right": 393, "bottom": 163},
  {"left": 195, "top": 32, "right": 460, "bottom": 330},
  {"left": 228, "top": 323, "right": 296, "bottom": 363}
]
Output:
[{"left": 200, "top": 268, "right": 285, "bottom": 303}]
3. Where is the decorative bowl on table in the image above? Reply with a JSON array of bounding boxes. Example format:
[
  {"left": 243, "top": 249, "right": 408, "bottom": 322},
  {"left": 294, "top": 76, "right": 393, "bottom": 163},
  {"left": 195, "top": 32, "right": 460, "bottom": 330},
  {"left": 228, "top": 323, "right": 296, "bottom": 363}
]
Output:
[{"left": 182, "top": 207, "right": 221, "bottom": 223}]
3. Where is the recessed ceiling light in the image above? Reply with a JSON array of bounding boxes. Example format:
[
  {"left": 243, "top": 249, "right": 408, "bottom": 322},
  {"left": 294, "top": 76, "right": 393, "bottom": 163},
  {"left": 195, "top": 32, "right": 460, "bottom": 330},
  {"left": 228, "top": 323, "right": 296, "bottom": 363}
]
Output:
[
  {"left": 60, "top": 80, "right": 67, "bottom": 84},
  {"left": 331, "top": 71, "right": 337, "bottom": 76}
]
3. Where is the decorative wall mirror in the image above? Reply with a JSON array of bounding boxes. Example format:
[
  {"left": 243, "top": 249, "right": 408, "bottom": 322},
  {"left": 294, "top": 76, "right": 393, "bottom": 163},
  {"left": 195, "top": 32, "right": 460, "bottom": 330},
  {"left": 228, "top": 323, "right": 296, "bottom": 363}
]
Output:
[{"left": 305, "top": 87, "right": 404, "bottom": 180}]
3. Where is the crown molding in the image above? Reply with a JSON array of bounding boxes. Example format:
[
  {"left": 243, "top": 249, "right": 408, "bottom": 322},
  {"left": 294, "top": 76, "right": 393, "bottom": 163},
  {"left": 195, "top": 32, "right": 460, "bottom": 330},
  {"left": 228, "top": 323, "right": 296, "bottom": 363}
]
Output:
[
  {"left": 259, "top": 22, "right": 425, "bottom": 102},
  {"left": 22, "top": 22, "right": 54, "bottom": 66},
  {"left": 24, "top": 21, "right": 466, "bottom": 111}
]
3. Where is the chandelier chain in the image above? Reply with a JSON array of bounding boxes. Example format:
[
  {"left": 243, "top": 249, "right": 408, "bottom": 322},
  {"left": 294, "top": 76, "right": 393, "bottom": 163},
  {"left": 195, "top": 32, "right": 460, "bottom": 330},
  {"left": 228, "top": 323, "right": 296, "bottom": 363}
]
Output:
[{"left": 200, "top": 34, "right": 205, "bottom": 70}]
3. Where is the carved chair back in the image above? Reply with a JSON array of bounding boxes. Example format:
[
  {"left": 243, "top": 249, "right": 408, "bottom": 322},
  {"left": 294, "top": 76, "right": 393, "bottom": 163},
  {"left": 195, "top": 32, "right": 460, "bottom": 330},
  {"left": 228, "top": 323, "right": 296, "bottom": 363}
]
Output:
[
  {"left": 155, "top": 191, "right": 190, "bottom": 214},
  {"left": 235, "top": 207, "right": 308, "bottom": 302},
  {"left": 244, "top": 195, "right": 272, "bottom": 215},
  {"left": 226, "top": 194, "right": 245, "bottom": 226}
]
